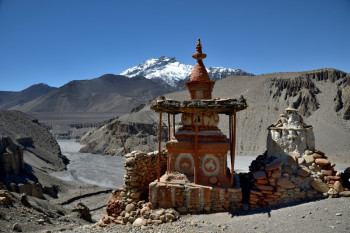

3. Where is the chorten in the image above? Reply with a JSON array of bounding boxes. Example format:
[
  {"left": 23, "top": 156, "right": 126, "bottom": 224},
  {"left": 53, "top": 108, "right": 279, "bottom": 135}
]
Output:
[{"left": 151, "top": 39, "right": 248, "bottom": 187}]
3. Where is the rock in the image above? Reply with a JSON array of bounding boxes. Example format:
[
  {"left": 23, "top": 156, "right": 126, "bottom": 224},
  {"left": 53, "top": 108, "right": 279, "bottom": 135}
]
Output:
[
  {"left": 125, "top": 203, "right": 135, "bottom": 212},
  {"left": 283, "top": 166, "right": 294, "bottom": 174},
  {"left": 209, "top": 176, "right": 218, "bottom": 184},
  {"left": 333, "top": 181, "right": 344, "bottom": 193},
  {"left": 277, "top": 177, "right": 296, "bottom": 189},
  {"left": 311, "top": 179, "right": 329, "bottom": 193},
  {"left": 129, "top": 216, "right": 135, "bottom": 223},
  {"left": 286, "top": 155, "right": 297, "bottom": 166},
  {"left": 132, "top": 217, "right": 144, "bottom": 227},
  {"left": 312, "top": 153, "right": 323, "bottom": 159},
  {"left": 37, "top": 219, "right": 45, "bottom": 224},
  {"left": 257, "top": 179, "right": 269, "bottom": 185},
  {"left": 315, "top": 158, "right": 330, "bottom": 166},
  {"left": 314, "top": 150, "right": 325, "bottom": 156},
  {"left": 140, "top": 206, "right": 150, "bottom": 216},
  {"left": 339, "top": 191, "right": 350, "bottom": 197},
  {"left": 13, "top": 223, "right": 22, "bottom": 232},
  {"left": 165, "top": 213, "right": 176, "bottom": 220},
  {"left": 253, "top": 171, "right": 266, "bottom": 180},
  {"left": 71, "top": 202, "right": 92, "bottom": 222},
  {"left": 266, "top": 160, "right": 284, "bottom": 171},
  {"left": 298, "top": 167, "right": 311, "bottom": 177},
  {"left": 289, "top": 152, "right": 301, "bottom": 158},
  {"left": 159, "top": 214, "right": 166, "bottom": 222},
  {"left": 304, "top": 155, "right": 315, "bottom": 164},
  {"left": 298, "top": 158, "right": 305, "bottom": 164},
  {"left": 328, "top": 188, "right": 338, "bottom": 197},
  {"left": 321, "top": 169, "right": 333, "bottom": 176},
  {"left": 256, "top": 184, "right": 274, "bottom": 191},
  {"left": 152, "top": 219, "right": 163, "bottom": 224},
  {"left": 305, "top": 150, "right": 313, "bottom": 155},
  {"left": 155, "top": 209, "right": 165, "bottom": 216}
]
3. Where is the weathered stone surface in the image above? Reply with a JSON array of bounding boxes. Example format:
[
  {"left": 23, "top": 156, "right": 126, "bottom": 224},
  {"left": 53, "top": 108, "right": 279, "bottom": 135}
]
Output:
[
  {"left": 304, "top": 155, "right": 315, "bottom": 164},
  {"left": 314, "top": 150, "right": 325, "bottom": 156},
  {"left": 257, "top": 179, "right": 268, "bottom": 185},
  {"left": 339, "top": 191, "right": 350, "bottom": 197},
  {"left": 253, "top": 171, "right": 266, "bottom": 180},
  {"left": 333, "top": 181, "right": 344, "bottom": 193},
  {"left": 132, "top": 217, "right": 144, "bottom": 227},
  {"left": 283, "top": 166, "right": 294, "bottom": 174},
  {"left": 312, "top": 153, "right": 323, "bottom": 159},
  {"left": 286, "top": 155, "right": 297, "bottom": 166},
  {"left": 277, "top": 178, "right": 296, "bottom": 189},
  {"left": 266, "top": 160, "right": 284, "bottom": 171},
  {"left": 140, "top": 206, "right": 150, "bottom": 216},
  {"left": 298, "top": 157, "right": 305, "bottom": 164},
  {"left": 311, "top": 179, "right": 329, "bottom": 193},
  {"left": 289, "top": 152, "right": 301, "bottom": 158},
  {"left": 125, "top": 203, "right": 136, "bottom": 212},
  {"left": 321, "top": 169, "right": 333, "bottom": 176},
  {"left": 315, "top": 158, "right": 330, "bottom": 166},
  {"left": 298, "top": 167, "right": 311, "bottom": 177},
  {"left": 256, "top": 185, "right": 274, "bottom": 191}
]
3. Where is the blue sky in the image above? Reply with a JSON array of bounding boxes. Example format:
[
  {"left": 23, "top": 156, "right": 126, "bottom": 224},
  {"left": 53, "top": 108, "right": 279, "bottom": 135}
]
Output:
[{"left": 0, "top": 0, "right": 349, "bottom": 91}]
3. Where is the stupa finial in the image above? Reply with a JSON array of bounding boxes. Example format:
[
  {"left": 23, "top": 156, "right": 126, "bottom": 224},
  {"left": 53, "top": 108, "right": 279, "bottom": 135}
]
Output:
[{"left": 190, "top": 38, "right": 210, "bottom": 82}]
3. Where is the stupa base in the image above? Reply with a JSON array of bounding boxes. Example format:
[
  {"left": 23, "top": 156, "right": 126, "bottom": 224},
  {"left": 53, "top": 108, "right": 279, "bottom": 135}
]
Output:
[{"left": 149, "top": 172, "right": 242, "bottom": 213}]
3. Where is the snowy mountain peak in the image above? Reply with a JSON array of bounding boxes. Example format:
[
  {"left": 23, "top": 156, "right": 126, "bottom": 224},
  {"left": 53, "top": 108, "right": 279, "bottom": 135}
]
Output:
[{"left": 120, "top": 56, "right": 252, "bottom": 89}]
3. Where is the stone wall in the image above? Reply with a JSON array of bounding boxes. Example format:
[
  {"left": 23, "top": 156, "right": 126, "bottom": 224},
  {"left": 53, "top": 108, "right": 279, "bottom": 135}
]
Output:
[
  {"left": 248, "top": 150, "right": 345, "bottom": 209},
  {"left": 117, "top": 150, "right": 167, "bottom": 204},
  {"left": 149, "top": 173, "right": 242, "bottom": 213}
]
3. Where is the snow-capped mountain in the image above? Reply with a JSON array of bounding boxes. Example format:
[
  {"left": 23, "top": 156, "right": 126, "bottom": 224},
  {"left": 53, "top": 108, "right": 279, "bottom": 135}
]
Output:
[{"left": 120, "top": 56, "right": 253, "bottom": 90}]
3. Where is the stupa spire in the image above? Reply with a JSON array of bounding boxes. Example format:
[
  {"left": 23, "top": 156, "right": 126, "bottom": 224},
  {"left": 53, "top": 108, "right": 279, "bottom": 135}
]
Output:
[{"left": 190, "top": 39, "right": 210, "bottom": 82}]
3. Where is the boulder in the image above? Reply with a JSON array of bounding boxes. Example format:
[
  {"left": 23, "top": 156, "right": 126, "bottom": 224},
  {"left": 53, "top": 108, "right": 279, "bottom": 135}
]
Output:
[
  {"left": 311, "top": 179, "right": 329, "bottom": 193},
  {"left": 252, "top": 171, "right": 266, "bottom": 180},
  {"left": 266, "top": 160, "right": 284, "bottom": 171},
  {"left": 339, "top": 191, "right": 350, "bottom": 197},
  {"left": 255, "top": 184, "right": 274, "bottom": 191},
  {"left": 132, "top": 217, "right": 144, "bottom": 227},
  {"left": 333, "top": 181, "right": 344, "bottom": 193},
  {"left": 304, "top": 155, "right": 314, "bottom": 164},
  {"left": 315, "top": 158, "right": 330, "bottom": 166},
  {"left": 298, "top": 167, "right": 311, "bottom": 177},
  {"left": 277, "top": 178, "right": 296, "bottom": 189},
  {"left": 125, "top": 203, "right": 135, "bottom": 213}
]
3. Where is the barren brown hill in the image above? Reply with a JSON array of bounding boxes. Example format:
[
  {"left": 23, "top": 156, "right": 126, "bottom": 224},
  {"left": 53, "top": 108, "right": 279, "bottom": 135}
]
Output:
[
  {"left": 0, "top": 83, "right": 56, "bottom": 110},
  {"left": 80, "top": 68, "right": 350, "bottom": 164},
  {"left": 11, "top": 74, "right": 174, "bottom": 123}
]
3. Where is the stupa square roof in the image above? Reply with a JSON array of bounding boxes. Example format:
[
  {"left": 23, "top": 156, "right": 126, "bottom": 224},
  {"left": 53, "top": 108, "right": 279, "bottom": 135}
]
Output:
[{"left": 150, "top": 95, "right": 248, "bottom": 114}]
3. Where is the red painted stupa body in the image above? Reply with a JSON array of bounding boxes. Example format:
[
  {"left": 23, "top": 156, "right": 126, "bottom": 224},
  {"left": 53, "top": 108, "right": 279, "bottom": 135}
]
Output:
[{"left": 166, "top": 39, "right": 231, "bottom": 186}]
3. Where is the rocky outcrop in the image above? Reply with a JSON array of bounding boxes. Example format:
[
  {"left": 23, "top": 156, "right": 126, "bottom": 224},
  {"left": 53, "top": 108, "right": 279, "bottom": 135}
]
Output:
[
  {"left": 0, "top": 137, "right": 23, "bottom": 178},
  {"left": 334, "top": 74, "right": 350, "bottom": 120},
  {"left": 0, "top": 110, "right": 67, "bottom": 171},
  {"left": 79, "top": 119, "right": 168, "bottom": 156}
]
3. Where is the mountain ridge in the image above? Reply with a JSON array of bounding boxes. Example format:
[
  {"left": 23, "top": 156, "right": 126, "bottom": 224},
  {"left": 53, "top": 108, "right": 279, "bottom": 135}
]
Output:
[
  {"left": 0, "top": 83, "right": 56, "bottom": 110},
  {"left": 120, "top": 56, "right": 253, "bottom": 89}
]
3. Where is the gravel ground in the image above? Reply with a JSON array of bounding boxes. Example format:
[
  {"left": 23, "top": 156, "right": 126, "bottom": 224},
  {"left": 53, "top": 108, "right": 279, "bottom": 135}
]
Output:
[{"left": 67, "top": 197, "right": 349, "bottom": 233}]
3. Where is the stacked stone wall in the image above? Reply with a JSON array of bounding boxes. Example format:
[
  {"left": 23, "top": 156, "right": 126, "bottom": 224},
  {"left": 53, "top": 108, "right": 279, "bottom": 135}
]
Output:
[
  {"left": 149, "top": 174, "right": 242, "bottom": 213},
  {"left": 248, "top": 150, "right": 345, "bottom": 209}
]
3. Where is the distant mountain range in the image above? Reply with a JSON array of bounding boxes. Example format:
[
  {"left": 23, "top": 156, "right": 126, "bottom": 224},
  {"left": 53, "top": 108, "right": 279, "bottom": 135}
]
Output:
[
  {"left": 0, "top": 84, "right": 56, "bottom": 109},
  {"left": 10, "top": 74, "right": 173, "bottom": 123},
  {"left": 0, "top": 56, "right": 250, "bottom": 123},
  {"left": 120, "top": 56, "right": 253, "bottom": 89}
]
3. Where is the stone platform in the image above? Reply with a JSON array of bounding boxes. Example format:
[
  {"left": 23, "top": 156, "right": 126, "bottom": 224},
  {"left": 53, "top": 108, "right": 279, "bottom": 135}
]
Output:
[{"left": 149, "top": 172, "right": 242, "bottom": 213}]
